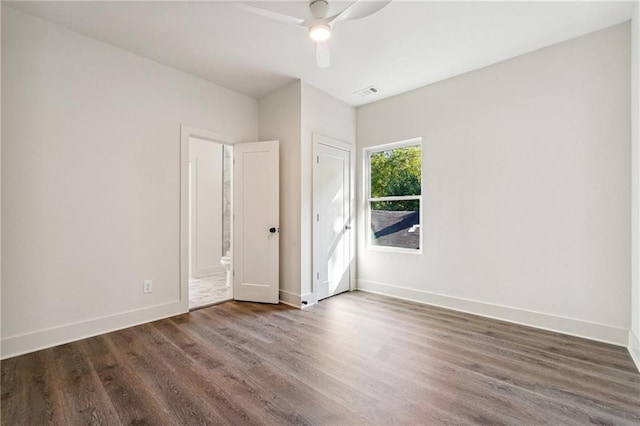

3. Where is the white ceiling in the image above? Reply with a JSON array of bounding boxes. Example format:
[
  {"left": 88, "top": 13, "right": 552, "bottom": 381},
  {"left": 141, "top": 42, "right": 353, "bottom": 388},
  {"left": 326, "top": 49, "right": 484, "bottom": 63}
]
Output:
[{"left": 5, "top": 1, "right": 636, "bottom": 106}]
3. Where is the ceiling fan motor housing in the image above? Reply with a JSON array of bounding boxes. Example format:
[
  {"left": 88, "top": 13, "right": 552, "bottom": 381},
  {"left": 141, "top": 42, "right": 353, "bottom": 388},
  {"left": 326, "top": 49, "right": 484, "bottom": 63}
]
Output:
[{"left": 310, "top": 0, "right": 330, "bottom": 19}]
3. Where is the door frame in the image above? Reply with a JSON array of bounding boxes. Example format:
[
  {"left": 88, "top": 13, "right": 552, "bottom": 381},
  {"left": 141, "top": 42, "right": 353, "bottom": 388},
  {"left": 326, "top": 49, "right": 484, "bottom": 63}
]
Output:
[
  {"left": 312, "top": 133, "right": 356, "bottom": 304},
  {"left": 180, "top": 125, "right": 235, "bottom": 312}
]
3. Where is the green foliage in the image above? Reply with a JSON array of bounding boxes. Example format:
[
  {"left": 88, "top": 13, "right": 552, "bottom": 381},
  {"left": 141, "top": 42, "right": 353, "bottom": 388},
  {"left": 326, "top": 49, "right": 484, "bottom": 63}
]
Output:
[
  {"left": 370, "top": 199, "right": 420, "bottom": 212},
  {"left": 370, "top": 145, "right": 421, "bottom": 211}
]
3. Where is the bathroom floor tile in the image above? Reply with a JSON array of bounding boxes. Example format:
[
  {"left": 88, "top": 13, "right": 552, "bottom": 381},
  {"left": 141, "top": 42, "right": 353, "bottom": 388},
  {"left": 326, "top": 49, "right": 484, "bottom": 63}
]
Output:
[{"left": 189, "top": 272, "right": 231, "bottom": 309}]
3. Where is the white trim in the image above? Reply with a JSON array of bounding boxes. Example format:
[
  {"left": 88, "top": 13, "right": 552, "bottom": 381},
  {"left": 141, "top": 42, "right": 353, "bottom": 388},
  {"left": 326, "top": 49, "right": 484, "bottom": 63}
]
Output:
[
  {"left": 279, "top": 289, "right": 301, "bottom": 308},
  {"left": 365, "top": 137, "right": 422, "bottom": 152},
  {"left": 300, "top": 292, "right": 316, "bottom": 308},
  {"left": 1, "top": 300, "right": 184, "bottom": 359},
  {"left": 365, "top": 244, "right": 424, "bottom": 255},
  {"left": 192, "top": 265, "right": 225, "bottom": 280},
  {"left": 313, "top": 133, "right": 353, "bottom": 152},
  {"left": 180, "top": 125, "right": 235, "bottom": 312},
  {"left": 629, "top": 330, "right": 640, "bottom": 372},
  {"left": 312, "top": 133, "right": 356, "bottom": 304},
  {"left": 357, "top": 279, "right": 629, "bottom": 346},
  {"left": 369, "top": 195, "right": 421, "bottom": 202},
  {"left": 181, "top": 125, "right": 235, "bottom": 146}
]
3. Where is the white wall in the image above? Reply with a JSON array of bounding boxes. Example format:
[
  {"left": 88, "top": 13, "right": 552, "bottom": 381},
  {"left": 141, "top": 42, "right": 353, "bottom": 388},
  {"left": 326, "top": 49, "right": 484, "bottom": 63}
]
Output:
[
  {"left": 300, "top": 83, "right": 356, "bottom": 303},
  {"left": 631, "top": 3, "right": 640, "bottom": 369},
  {"left": 357, "top": 23, "right": 631, "bottom": 345},
  {"left": 189, "top": 137, "right": 224, "bottom": 278},
  {"left": 259, "top": 81, "right": 302, "bottom": 307},
  {"left": 1, "top": 6, "right": 258, "bottom": 358},
  {"left": 258, "top": 81, "right": 356, "bottom": 307}
]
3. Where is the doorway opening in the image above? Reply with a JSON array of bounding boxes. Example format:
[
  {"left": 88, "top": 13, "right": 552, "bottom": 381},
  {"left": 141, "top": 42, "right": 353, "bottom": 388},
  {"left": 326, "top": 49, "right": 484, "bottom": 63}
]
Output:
[
  {"left": 187, "top": 136, "right": 233, "bottom": 309},
  {"left": 180, "top": 126, "right": 281, "bottom": 310}
]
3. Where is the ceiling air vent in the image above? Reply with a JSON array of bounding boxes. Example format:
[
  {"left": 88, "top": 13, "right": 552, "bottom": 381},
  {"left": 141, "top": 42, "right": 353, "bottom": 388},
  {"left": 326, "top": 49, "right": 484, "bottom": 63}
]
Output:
[{"left": 354, "top": 86, "right": 379, "bottom": 97}]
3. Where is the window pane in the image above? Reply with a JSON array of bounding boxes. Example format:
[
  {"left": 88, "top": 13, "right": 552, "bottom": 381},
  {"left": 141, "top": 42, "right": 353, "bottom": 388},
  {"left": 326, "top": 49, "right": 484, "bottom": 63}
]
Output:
[
  {"left": 370, "top": 145, "right": 422, "bottom": 198},
  {"left": 370, "top": 201, "right": 420, "bottom": 249}
]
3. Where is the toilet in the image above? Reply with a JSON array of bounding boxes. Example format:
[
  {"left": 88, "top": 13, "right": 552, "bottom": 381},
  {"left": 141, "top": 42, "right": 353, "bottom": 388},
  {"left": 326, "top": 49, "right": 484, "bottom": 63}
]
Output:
[{"left": 220, "top": 251, "right": 232, "bottom": 287}]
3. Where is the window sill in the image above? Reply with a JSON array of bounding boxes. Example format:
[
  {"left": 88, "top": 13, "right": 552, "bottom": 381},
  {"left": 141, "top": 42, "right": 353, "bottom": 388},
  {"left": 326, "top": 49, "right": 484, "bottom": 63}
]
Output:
[{"left": 366, "top": 245, "right": 423, "bottom": 255}]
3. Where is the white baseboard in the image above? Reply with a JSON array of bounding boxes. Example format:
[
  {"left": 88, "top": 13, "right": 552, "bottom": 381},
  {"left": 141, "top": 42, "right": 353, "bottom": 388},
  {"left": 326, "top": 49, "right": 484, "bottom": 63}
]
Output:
[
  {"left": 279, "top": 289, "right": 301, "bottom": 308},
  {"left": 300, "top": 292, "right": 317, "bottom": 308},
  {"left": 357, "top": 279, "right": 628, "bottom": 347},
  {"left": 193, "top": 265, "right": 225, "bottom": 279},
  {"left": 629, "top": 330, "right": 640, "bottom": 372},
  {"left": 1, "top": 300, "right": 186, "bottom": 359}
]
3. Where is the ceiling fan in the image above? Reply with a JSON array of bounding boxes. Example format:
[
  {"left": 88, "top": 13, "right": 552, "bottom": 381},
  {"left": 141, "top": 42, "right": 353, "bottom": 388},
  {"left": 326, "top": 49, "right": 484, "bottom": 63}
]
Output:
[{"left": 237, "top": 0, "right": 392, "bottom": 68}]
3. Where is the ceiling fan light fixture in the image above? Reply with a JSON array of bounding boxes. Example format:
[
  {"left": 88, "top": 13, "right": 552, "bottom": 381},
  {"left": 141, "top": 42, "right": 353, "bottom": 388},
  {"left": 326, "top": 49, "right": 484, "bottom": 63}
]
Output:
[
  {"left": 238, "top": 0, "right": 392, "bottom": 67},
  {"left": 309, "top": 24, "right": 331, "bottom": 42}
]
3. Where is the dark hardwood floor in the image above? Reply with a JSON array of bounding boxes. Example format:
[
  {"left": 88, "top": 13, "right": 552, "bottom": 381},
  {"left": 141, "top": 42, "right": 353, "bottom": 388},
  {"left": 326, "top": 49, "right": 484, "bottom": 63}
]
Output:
[{"left": 2, "top": 291, "right": 639, "bottom": 425}]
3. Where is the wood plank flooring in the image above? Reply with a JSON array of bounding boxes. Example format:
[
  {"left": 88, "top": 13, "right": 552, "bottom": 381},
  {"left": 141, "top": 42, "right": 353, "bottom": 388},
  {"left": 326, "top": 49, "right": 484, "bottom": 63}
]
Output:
[{"left": 2, "top": 291, "right": 639, "bottom": 425}]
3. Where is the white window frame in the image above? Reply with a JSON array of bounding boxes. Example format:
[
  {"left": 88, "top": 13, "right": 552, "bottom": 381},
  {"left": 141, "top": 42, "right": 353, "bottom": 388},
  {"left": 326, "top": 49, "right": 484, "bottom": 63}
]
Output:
[{"left": 364, "top": 138, "right": 423, "bottom": 254}]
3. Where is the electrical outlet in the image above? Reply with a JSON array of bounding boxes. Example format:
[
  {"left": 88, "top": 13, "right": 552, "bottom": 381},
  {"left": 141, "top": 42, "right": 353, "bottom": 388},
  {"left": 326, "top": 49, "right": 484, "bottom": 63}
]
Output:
[{"left": 143, "top": 280, "right": 153, "bottom": 294}]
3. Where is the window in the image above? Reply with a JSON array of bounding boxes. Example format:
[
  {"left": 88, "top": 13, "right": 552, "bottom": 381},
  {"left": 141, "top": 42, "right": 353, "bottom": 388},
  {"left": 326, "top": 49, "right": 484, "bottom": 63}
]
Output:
[{"left": 365, "top": 139, "right": 422, "bottom": 251}]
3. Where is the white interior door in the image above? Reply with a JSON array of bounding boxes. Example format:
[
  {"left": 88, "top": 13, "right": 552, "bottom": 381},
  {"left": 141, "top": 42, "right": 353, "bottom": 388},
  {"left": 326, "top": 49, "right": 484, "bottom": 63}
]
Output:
[
  {"left": 315, "top": 140, "right": 351, "bottom": 301},
  {"left": 234, "top": 141, "right": 279, "bottom": 304}
]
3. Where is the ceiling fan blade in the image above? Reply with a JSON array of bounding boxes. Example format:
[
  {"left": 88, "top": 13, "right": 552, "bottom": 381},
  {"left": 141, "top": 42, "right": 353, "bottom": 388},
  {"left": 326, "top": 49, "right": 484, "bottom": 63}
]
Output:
[
  {"left": 236, "top": 3, "right": 305, "bottom": 26},
  {"left": 316, "top": 42, "right": 330, "bottom": 68},
  {"left": 329, "top": 0, "right": 391, "bottom": 23}
]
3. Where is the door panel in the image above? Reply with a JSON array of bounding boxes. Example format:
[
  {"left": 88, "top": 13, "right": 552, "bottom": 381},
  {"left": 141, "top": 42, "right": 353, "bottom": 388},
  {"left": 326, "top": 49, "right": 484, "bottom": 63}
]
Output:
[
  {"left": 234, "top": 141, "right": 279, "bottom": 303},
  {"left": 316, "top": 142, "right": 350, "bottom": 300}
]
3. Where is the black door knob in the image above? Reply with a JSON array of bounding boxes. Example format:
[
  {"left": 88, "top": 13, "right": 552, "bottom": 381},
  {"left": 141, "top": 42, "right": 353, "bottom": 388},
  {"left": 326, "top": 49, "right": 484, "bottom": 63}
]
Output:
[{"left": 269, "top": 227, "right": 277, "bottom": 233}]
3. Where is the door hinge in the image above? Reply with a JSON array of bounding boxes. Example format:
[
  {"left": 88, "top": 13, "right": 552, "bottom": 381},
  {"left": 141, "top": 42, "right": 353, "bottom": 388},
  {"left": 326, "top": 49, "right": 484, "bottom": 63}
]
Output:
[
  {"left": 317, "top": 156, "right": 319, "bottom": 164},
  {"left": 316, "top": 213, "right": 319, "bottom": 221},
  {"left": 317, "top": 272, "right": 319, "bottom": 280}
]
